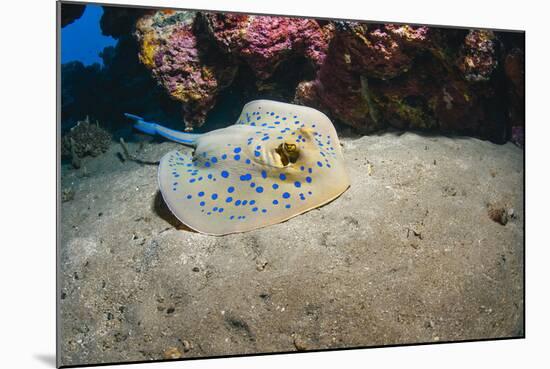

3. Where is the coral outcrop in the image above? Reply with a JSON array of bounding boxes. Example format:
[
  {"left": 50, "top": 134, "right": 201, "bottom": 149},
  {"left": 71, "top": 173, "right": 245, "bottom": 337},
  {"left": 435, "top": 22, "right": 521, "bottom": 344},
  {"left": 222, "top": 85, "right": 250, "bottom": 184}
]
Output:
[
  {"left": 134, "top": 11, "right": 332, "bottom": 128},
  {"left": 61, "top": 117, "right": 111, "bottom": 168},
  {"left": 201, "top": 13, "right": 332, "bottom": 79},
  {"left": 61, "top": 3, "right": 85, "bottom": 28},
  {"left": 295, "top": 23, "right": 430, "bottom": 132},
  {"left": 99, "top": 6, "right": 147, "bottom": 38},
  {"left": 296, "top": 25, "right": 519, "bottom": 142},
  {"left": 135, "top": 11, "right": 238, "bottom": 129},
  {"left": 60, "top": 5, "right": 524, "bottom": 144}
]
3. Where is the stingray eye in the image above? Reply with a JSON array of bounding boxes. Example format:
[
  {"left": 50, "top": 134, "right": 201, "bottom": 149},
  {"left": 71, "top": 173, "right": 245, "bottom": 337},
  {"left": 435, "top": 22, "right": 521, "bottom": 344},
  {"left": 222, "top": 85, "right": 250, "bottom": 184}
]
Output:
[
  {"left": 276, "top": 142, "right": 300, "bottom": 166},
  {"left": 284, "top": 143, "right": 297, "bottom": 152}
]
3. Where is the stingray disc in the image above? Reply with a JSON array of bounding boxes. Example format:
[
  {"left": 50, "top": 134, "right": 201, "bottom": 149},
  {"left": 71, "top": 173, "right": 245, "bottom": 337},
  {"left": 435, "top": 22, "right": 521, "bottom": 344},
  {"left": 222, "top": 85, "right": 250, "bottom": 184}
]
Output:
[{"left": 158, "top": 100, "right": 350, "bottom": 235}]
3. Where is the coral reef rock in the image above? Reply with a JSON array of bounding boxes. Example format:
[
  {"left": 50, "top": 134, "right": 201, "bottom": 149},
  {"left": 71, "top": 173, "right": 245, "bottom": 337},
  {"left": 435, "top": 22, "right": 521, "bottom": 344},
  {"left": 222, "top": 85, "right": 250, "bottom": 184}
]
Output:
[
  {"left": 130, "top": 10, "right": 523, "bottom": 143},
  {"left": 100, "top": 6, "right": 148, "bottom": 39},
  {"left": 134, "top": 10, "right": 332, "bottom": 128},
  {"left": 62, "top": 5, "right": 523, "bottom": 144},
  {"left": 295, "top": 23, "right": 430, "bottom": 132},
  {"left": 298, "top": 24, "right": 519, "bottom": 142},
  {"left": 61, "top": 29, "right": 182, "bottom": 133},
  {"left": 135, "top": 11, "right": 238, "bottom": 129},
  {"left": 61, "top": 117, "right": 111, "bottom": 167},
  {"left": 458, "top": 30, "right": 498, "bottom": 82},
  {"left": 61, "top": 3, "right": 85, "bottom": 28},
  {"left": 201, "top": 13, "right": 332, "bottom": 79}
]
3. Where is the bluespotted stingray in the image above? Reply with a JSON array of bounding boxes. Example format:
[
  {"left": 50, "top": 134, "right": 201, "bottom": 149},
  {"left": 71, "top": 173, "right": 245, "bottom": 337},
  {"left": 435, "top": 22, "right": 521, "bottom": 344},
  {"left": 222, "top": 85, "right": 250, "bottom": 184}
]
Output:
[{"left": 125, "top": 100, "right": 350, "bottom": 235}]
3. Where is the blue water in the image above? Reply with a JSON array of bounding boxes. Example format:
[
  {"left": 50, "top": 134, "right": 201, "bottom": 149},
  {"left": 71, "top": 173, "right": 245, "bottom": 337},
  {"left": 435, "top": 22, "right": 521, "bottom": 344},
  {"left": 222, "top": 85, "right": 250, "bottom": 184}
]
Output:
[{"left": 61, "top": 5, "right": 117, "bottom": 66}]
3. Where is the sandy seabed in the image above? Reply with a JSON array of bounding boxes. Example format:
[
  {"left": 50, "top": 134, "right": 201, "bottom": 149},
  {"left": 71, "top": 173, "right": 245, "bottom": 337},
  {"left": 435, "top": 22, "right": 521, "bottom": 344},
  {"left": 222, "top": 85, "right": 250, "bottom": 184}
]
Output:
[{"left": 59, "top": 132, "right": 524, "bottom": 366}]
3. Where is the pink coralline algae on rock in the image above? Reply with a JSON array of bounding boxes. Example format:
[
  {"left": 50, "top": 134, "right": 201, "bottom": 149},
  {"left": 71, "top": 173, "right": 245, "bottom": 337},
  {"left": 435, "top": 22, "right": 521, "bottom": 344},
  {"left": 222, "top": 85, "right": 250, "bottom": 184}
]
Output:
[
  {"left": 345, "top": 23, "right": 430, "bottom": 79},
  {"left": 129, "top": 8, "right": 523, "bottom": 143},
  {"left": 135, "top": 11, "right": 331, "bottom": 127},
  {"left": 135, "top": 10, "right": 237, "bottom": 128},
  {"left": 295, "top": 22, "right": 430, "bottom": 131},
  {"left": 458, "top": 30, "right": 498, "bottom": 82},
  {"left": 202, "top": 13, "right": 333, "bottom": 79}
]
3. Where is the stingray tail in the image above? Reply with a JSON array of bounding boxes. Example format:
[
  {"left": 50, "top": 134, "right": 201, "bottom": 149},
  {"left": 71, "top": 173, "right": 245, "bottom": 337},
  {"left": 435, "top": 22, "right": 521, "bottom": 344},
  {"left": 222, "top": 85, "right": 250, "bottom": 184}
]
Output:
[{"left": 124, "top": 113, "right": 199, "bottom": 146}]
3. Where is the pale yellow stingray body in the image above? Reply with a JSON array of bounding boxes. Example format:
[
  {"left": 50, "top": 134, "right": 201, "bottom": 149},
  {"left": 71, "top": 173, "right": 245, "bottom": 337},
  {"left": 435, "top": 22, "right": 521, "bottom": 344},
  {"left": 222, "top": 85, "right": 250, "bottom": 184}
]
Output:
[{"left": 157, "top": 100, "right": 350, "bottom": 235}]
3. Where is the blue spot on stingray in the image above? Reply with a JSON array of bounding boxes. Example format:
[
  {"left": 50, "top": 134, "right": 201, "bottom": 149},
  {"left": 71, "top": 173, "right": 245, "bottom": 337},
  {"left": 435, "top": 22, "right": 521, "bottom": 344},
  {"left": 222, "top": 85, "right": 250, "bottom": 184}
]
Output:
[
  {"left": 221, "top": 170, "right": 229, "bottom": 178},
  {"left": 285, "top": 204, "right": 291, "bottom": 209},
  {"left": 294, "top": 181, "right": 301, "bottom": 188},
  {"left": 246, "top": 159, "right": 251, "bottom": 164},
  {"left": 272, "top": 183, "right": 279, "bottom": 190},
  {"left": 308, "top": 168, "right": 313, "bottom": 174},
  {"left": 186, "top": 195, "right": 192, "bottom": 199},
  {"left": 218, "top": 208, "right": 224, "bottom": 213},
  {"left": 252, "top": 207, "right": 258, "bottom": 212},
  {"left": 226, "top": 197, "right": 233, "bottom": 203},
  {"left": 207, "top": 212, "right": 212, "bottom": 215},
  {"left": 250, "top": 182, "right": 256, "bottom": 188},
  {"left": 317, "top": 161, "right": 323, "bottom": 167},
  {"left": 262, "top": 209, "right": 267, "bottom": 213},
  {"left": 235, "top": 200, "right": 242, "bottom": 206},
  {"left": 234, "top": 155, "right": 241, "bottom": 161},
  {"left": 205, "top": 162, "right": 211, "bottom": 167},
  {"left": 256, "top": 186, "right": 264, "bottom": 193},
  {"left": 234, "top": 147, "right": 241, "bottom": 154},
  {"left": 198, "top": 176, "right": 203, "bottom": 181},
  {"left": 270, "top": 112, "right": 274, "bottom": 116},
  {"left": 250, "top": 200, "right": 256, "bottom": 205},
  {"left": 272, "top": 199, "right": 279, "bottom": 205},
  {"left": 228, "top": 186, "right": 235, "bottom": 193},
  {"left": 306, "top": 176, "right": 312, "bottom": 183},
  {"left": 230, "top": 215, "right": 235, "bottom": 220},
  {"left": 254, "top": 151, "right": 261, "bottom": 157},
  {"left": 300, "top": 166, "right": 305, "bottom": 171},
  {"left": 189, "top": 178, "right": 196, "bottom": 183},
  {"left": 261, "top": 136, "right": 269, "bottom": 141},
  {"left": 282, "top": 192, "right": 291, "bottom": 199},
  {"left": 222, "top": 154, "right": 227, "bottom": 160},
  {"left": 211, "top": 193, "right": 218, "bottom": 200},
  {"left": 279, "top": 173, "right": 286, "bottom": 180},
  {"left": 208, "top": 174, "right": 213, "bottom": 179},
  {"left": 200, "top": 201, "right": 205, "bottom": 207},
  {"left": 211, "top": 157, "right": 218, "bottom": 163},
  {"left": 198, "top": 191, "right": 205, "bottom": 197},
  {"left": 240, "top": 173, "right": 252, "bottom": 181},
  {"left": 261, "top": 170, "right": 267, "bottom": 179},
  {"left": 213, "top": 207, "right": 218, "bottom": 211},
  {"left": 242, "top": 200, "right": 248, "bottom": 205}
]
